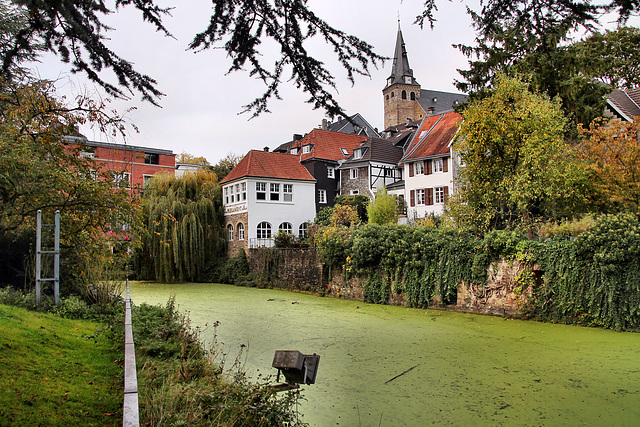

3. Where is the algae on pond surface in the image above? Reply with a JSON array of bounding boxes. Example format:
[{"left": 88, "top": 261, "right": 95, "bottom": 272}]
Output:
[{"left": 130, "top": 282, "right": 640, "bottom": 426}]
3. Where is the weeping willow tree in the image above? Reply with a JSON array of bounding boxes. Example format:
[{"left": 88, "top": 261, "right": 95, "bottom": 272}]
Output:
[{"left": 136, "top": 170, "right": 225, "bottom": 282}]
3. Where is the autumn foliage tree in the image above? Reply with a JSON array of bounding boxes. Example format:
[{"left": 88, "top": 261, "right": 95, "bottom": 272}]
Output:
[
  {"left": 0, "top": 77, "right": 136, "bottom": 292},
  {"left": 577, "top": 118, "right": 640, "bottom": 216},
  {"left": 450, "top": 76, "right": 587, "bottom": 233}
]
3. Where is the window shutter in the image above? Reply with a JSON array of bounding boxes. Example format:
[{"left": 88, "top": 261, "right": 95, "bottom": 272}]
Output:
[
  {"left": 443, "top": 157, "right": 448, "bottom": 173},
  {"left": 444, "top": 186, "right": 449, "bottom": 202},
  {"left": 410, "top": 190, "right": 415, "bottom": 207},
  {"left": 425, "top": 160, "right": 432, "bottom": 175},
  {"left": 426, "top": 188, "right": 434, "bottom": 205},
  {"left": 409, "top": 164, "right": 414, "bottom": 177}
]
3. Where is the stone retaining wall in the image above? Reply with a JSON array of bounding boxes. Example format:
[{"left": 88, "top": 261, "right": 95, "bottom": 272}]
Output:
[{"left": 248, "top": 248, "right": 532, "bottom": 316}]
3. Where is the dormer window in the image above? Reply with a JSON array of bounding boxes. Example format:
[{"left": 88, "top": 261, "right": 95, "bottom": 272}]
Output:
[
  {"left": 353, "top": 148, "right": 362, "bottom": 160},
  {"left": 290, "top": 147, "right": 299, "bottom": 155},
  {"left": 302, "top": 145, "right": 312, "bottom": 154},
  {"left": 404, "top": 76, "right": 412, "bottom": 84}
]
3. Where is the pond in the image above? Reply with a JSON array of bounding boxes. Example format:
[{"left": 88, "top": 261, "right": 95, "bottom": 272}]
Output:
[{"left": 129, "top": 282, "right": 640, "bottom": 426}]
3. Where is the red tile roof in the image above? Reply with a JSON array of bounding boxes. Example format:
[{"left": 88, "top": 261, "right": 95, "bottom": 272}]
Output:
[
  {"left": 402, "top": 111, "right": 462, "bottom": 162},
  {"left": 291, "top": 129, "right": 368, "bottom": 161},
  {"left": 220, "top": 150, "right": 315, "bottom": 183}
]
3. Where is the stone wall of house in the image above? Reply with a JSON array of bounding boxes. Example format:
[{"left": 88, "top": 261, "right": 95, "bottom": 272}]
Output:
[
  {"left": 226, "top": 212, "right": 248, "bottom": 257},
  {"left": 340, "top": 166, "right": 369, "bottom": 197}
]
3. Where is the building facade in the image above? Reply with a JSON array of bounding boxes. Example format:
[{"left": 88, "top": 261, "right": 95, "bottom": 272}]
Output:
[
  {"left": 66, "top": 136, "right": 175, "bottom": 196},
  {"left": 220, "top": 150, "right": 316, "bottom": 256},
  {"left": 401, "top": 111, "right": 462, "bottom": 219}
]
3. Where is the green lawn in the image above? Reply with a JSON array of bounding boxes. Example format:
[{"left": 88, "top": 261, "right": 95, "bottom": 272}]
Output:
[{"left": 0, "top": 304, "right": 122, "bottom": 426}]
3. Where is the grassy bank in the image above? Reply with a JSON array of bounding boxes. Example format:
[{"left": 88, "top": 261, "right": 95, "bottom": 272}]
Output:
[
  {"left": 0, "top": 303, "right": 122, "bottom": 426},
  {"left": 133, "top": 298, "right": 305, "bottom": 426}
]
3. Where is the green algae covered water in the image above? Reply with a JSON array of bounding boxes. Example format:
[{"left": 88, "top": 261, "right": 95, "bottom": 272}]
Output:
[{"left": 130, "top": 282, "right": 640, "bottom": 426}]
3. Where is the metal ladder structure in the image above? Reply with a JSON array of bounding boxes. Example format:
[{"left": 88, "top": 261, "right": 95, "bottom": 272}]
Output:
[{"left": 35, "top": 210, "right": 60, "bottom": 307}]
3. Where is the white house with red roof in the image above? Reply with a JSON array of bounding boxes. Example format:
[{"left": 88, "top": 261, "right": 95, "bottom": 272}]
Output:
[
  {"left": 400, "top": 111, "right": 462, "bottom": 219},
  {"left": 220, "top": 149, "right": 316, "bottom": 256}
]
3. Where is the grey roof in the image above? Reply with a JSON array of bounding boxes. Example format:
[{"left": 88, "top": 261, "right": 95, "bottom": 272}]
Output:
[
  {"left": 64, "top": 136, "right": 174, "bottom": 155},
  {"left": 384, "top": 25, "right": 419, "bottom": 89},
  {"left": 339, "top": 137, "right": 403, "bottom": 169},
  {"left": 326, "top": 113, "right": 380, "bottom": 137},
  {"left": 607, "top": 88, "right": 640, "bottom": 121},
  {"left": 417, "top": 90, "right": 468, "bottom": 116}
]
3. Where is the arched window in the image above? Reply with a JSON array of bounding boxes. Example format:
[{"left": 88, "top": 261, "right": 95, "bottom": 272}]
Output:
[
  {"left": 257, "top": 222, "right": 272, "bottom": 239},
  {"left": 402, "top": 90, "right": 407, "bottom": 99},
  {"left": 237, "top": 223, "right": 245, "bottom": 240},
  {"left": 391, "top": 92, "right": 394, "bottom": 98},
  {"left": 385, "top": 94, "right": 389, "bottom": 100},
  {"left": 279, "top": 222, "right": 293, "bottom": 234},
  {"left": 227, "top": 224, "right": 234, "bottom": 241},
  {"left": 299, "top": 223, "right": 308, "bottom": 239},
  {"left": 410, "top": 92, "right": 416, "bottom": 100}
]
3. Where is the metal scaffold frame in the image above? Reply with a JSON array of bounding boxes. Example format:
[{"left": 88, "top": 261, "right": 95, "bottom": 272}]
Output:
[{"left": 35, "top": 210, "right": 60, "bottom": 307}]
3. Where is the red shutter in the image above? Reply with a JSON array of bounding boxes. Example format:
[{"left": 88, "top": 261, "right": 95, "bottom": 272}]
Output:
[
  {"left": 443, "top": 157, "right": 448, "bottom": 173},
  {"left": 409, "top": 163, "right": 414, "bottom": 177},
  {"left": 425, "top": 160, "right": 432, "bottom": 175},
  {"left": 444, "top": 186, "right": 449, "bottom": 203},
  {"left": 410, "top": 190, "right": 415, "bottom": 207},
  {"left": 426, "top": 188, "right": 434, "bottom": 205}
]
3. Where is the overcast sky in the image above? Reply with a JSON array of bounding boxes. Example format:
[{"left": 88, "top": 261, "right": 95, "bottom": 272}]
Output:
[{"left": 33, "top": 1, "right": 481, "bottom": 163}]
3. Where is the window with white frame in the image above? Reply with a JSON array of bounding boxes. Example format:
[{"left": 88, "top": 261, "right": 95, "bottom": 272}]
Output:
[
  {"left": 433, "top": 158, "right": 444, "bottom": 173},
  {"left": 256, "top": 182, "right": 266, "bottom": 200},
  {"left": 290, "top": 147, "right": 299, "bottom": 155},
  {"left": 227, "top": 224, "right": 234, "bottom": 241},
  {"left": 241, "top": 182, "right": 247, "bottom": 200},
  {"left": 257, "top": 222, "right": 272, "bottom": 239},
  {"left": 435, "top": 186, "right": 445, "bottom": 204},
  {"left": 113, "top": 172, "right": 131, "bottom": 188},
  {"left": 299, "top": 223, "right": 308, "bottom": 239},
  {"left": 283, "top": 184, "right": 293, "bottom": 201},
  {"left": 351, "top": 190, "right": 359, "bottom": 195},
  {"left": 340, "top": 148, "right": 348, "bottom": 156},
  {"left": 413, "top": 162, "right": 424, "bottom": 175},
  {"left": 327, "top": 167, "right": 335, "bottom": 178},
  {"left": 270, "top": 183, "right": 280, "bottom": 201},
  {"left": 350, "top": 168, "right": 358, "bottom": 179},
  {"left": 416, "top": 188, "right": 426, "bottom": 205},
  {"left": 143, "top": 175, "right": 153, "bottom": 187},
  {"left": 230, "top": 185, "right": 235, "bottom": 203},
  {"left": 302, "top": 145, "right": 312, "bottom": 154},
  {"left": 237, "top": 223, "right": 245, "bottom": 240},
  {"left": 353, "top": 148, "right": 362, "bottom": 159},
  {"left": 318, "top": 189, "right": 327, "bottom": 204},
  {"left": 224, "top": 187, "right": 229, "bottom": 204},
  {"left": 279, "top": 222, "right": 293, "bottom": 234}
]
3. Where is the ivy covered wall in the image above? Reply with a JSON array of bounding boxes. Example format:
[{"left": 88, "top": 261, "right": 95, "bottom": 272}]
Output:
[{"left": 250, "top": 213, "right": 640, "bottom": 332}]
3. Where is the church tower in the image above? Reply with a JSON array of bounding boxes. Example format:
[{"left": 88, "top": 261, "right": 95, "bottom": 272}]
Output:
[{"left": 383, "top": 23, "right": 422, "bottom": 129}]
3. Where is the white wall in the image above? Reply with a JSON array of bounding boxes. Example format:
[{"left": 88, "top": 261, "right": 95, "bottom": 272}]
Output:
[
  {"left": 245, "top": 178, "right": 316, "bottom": 241},
  {"left": 404, "top": 155, "right": 454, "bottom": 219}
]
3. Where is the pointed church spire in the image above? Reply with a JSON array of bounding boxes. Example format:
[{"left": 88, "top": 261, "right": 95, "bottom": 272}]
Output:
[{"left": 385, "top": 23, "right": 419, "bottom": 89}]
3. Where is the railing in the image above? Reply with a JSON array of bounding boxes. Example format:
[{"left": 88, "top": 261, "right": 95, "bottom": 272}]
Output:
[
  {"left": 123, "top": 279, "right": 140, "bottom": 426},
  {"left": 249, "top": 237, "right": 275, "bottom": 248}
]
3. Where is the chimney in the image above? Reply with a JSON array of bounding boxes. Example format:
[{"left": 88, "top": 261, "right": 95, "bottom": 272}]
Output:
[
  {"left": 293, "top": 134, "right": 302, "bottom": 141},
  {"left": 264, "top": 146, "right": 269, "bottom": 152},
  {"left": 321, "top": 118, "right": 328, "bottom": 130}
]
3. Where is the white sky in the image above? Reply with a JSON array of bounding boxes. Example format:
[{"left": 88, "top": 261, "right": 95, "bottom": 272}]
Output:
[{"left": 33, "top": 1, "right": 481, "bottom": 163}]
